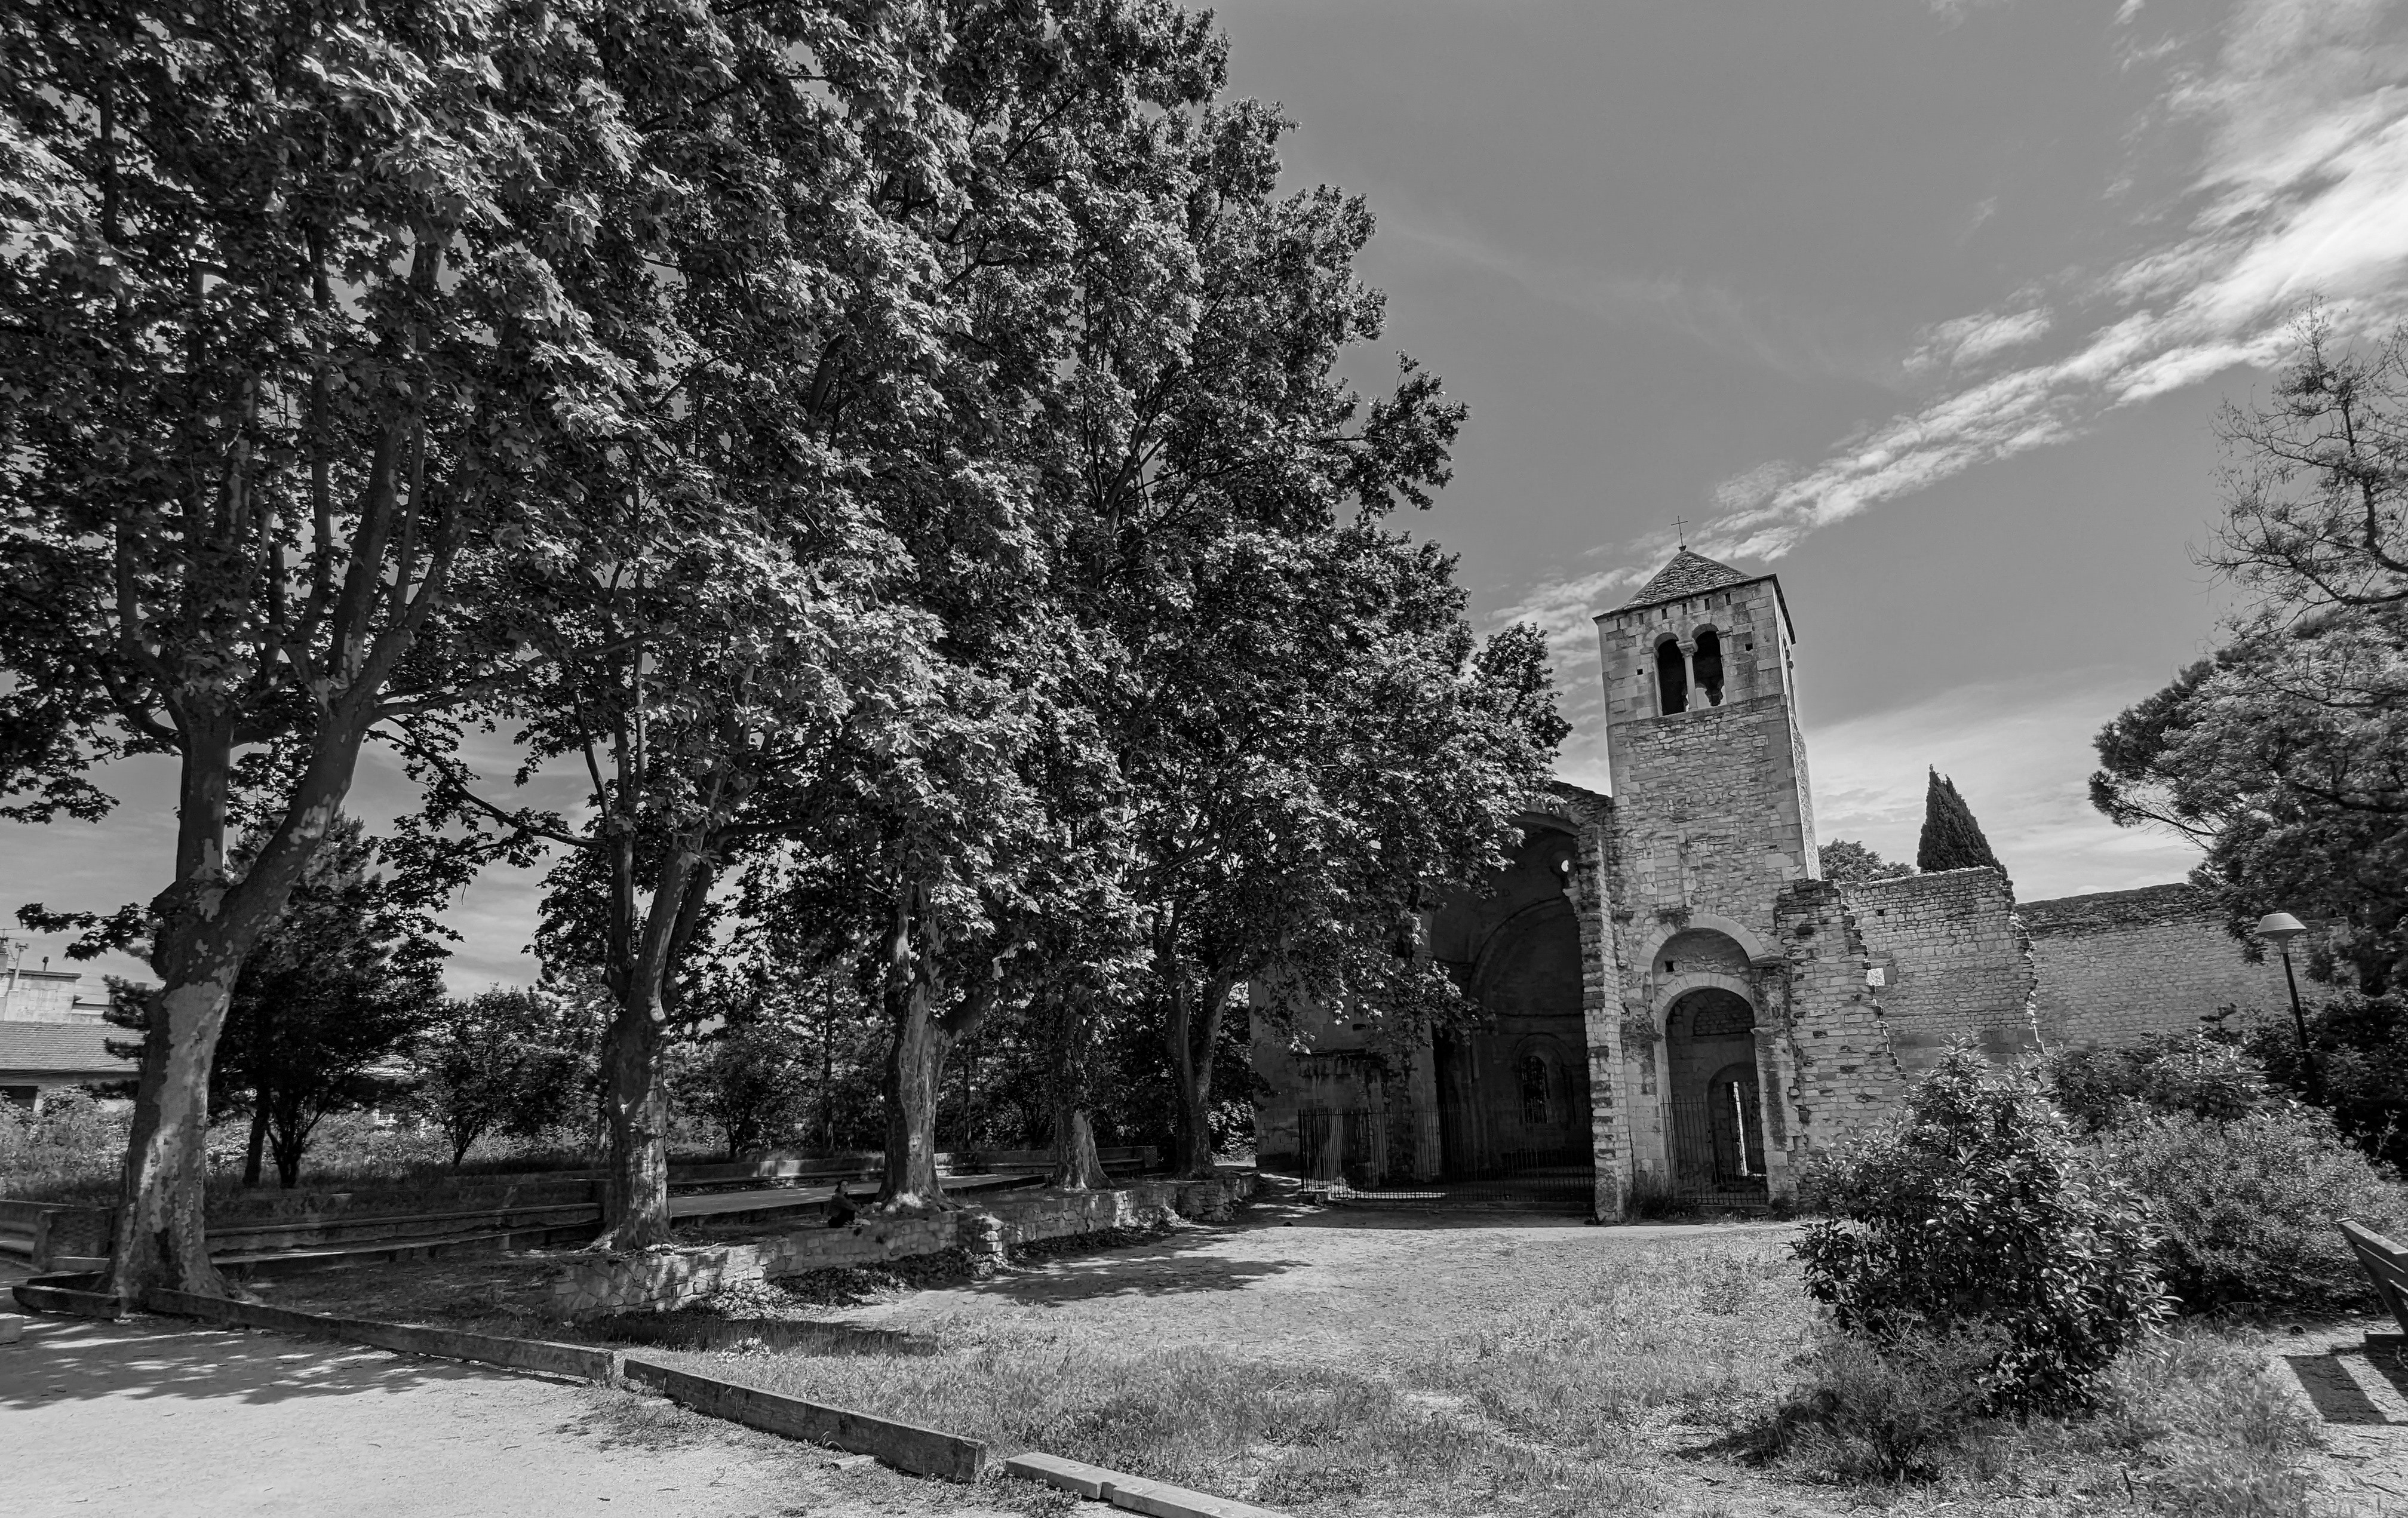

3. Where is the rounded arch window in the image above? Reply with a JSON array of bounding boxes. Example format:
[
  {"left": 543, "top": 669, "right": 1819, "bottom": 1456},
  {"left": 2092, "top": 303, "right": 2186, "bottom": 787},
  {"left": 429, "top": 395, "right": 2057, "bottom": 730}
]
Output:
[
  {"left": 1693, "top": 627, "right": 1725, "bottom": 706},
  {"left": 1654, "top": 637, "right": 1688, "bottom": 715}
]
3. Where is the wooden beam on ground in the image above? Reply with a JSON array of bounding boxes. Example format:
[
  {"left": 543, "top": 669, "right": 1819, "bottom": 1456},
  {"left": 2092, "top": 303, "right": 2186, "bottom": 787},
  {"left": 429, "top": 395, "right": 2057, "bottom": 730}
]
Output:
[
  {"left": 621, "top": 1355, "right": 987, "bottom": 1482},
  {"left": 1003, "top": 1451, "right": 1292, "bottom": 1518}
]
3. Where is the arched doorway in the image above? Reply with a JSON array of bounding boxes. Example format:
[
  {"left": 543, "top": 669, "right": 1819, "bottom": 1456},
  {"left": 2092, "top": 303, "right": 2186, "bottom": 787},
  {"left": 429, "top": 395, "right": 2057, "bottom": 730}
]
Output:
[
  {"left": 1663, "top": 986, "right": 1768, "bottom": 1202},
  {"left": 1430, "top": 894, "right": 1594, "bottom": 1194}
]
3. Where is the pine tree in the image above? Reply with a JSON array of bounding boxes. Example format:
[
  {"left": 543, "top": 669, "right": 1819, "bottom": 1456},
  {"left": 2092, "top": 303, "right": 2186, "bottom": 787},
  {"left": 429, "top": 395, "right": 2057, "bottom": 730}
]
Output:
[{"left": 1918, "top": 769, "right": 2005, "bottom": 874}]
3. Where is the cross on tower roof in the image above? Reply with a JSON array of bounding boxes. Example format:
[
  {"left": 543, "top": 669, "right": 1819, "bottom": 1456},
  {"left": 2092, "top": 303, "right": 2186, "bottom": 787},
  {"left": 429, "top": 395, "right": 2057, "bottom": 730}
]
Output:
[{"left": 1671, "top": 514, "right": 1690, "bottom": 549}]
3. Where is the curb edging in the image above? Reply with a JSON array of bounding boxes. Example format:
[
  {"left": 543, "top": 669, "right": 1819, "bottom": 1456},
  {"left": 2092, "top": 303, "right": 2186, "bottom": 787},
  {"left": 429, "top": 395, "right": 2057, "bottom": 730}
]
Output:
[
  {"left": 13, "top": 1271, "right": 1285, "bottom": 1512},
  {"left": 1004, "top": 1451, "right": 1292, "bottom": 1518},
  {"left": 623, "top": 1354, "right": 987, "bottom": 1482}
]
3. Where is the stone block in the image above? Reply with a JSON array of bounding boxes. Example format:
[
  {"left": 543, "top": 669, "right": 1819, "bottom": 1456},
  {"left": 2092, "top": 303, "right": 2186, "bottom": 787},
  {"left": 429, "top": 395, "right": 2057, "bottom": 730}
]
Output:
[{"left": 0, "top": 1311, "right": 22, "bottom": 1344}]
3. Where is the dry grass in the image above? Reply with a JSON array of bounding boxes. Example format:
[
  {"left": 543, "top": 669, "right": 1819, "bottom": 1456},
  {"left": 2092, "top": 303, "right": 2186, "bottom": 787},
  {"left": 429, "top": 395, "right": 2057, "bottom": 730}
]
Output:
[{"left": 622, "top": 1230, "right": 2320, "bottom": 1517}]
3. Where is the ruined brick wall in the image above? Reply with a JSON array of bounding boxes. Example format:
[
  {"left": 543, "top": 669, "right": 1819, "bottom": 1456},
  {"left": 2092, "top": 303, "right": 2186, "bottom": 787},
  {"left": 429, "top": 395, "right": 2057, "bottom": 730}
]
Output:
[
  {"left": 1768, "top": 881, "right": 1906, "bottom": 1157},
  {"left": 1766, "top": 869, "right": 2038, "bottom": 1166},
  {"left": 1842, "top": 868, "right": 2040, "bottom": 1075},
  {"left": 2020, "top": 885, "right": 2290, "bottom": 1049}
]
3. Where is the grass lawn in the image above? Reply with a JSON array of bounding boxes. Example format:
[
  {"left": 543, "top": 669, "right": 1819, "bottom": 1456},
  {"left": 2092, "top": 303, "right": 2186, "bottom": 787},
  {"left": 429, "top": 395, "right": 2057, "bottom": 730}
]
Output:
[{"left": 560, "top": 1204, "right": 2333, "bottom": 1517}]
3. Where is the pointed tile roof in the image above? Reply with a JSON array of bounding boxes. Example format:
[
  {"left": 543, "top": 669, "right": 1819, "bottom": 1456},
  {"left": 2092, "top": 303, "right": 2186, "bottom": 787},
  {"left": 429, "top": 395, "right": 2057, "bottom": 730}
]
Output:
[{"left": 1618, "top": 549, "right": 1750, "bottom": 610}]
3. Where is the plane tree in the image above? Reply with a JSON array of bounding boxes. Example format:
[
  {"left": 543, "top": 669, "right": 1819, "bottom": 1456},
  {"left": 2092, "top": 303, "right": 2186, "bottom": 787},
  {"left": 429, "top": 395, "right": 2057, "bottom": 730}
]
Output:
[
  {"left": 0, "top": 0, "right": 662, "bottom": 1295},
  {"left": 394, "top": 0, "right": 1230, "bottom": 1242}
]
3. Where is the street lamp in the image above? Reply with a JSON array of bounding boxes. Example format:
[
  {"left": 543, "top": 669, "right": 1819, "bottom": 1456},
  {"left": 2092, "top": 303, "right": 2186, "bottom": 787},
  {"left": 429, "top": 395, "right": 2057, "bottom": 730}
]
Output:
[{"left": 2255, "top": 911, "right": 2321, "bottom": 1104}]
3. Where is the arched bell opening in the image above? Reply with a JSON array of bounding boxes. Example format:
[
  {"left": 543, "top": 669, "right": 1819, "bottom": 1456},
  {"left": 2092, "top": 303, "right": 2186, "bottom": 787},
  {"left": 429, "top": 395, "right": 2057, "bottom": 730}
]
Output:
[
  {"left": 1654, "top": 637, "right": 1688, "bottom": 715},
  {"left": 1693, "top": 626, "right": 1725, "bottom": 707}
]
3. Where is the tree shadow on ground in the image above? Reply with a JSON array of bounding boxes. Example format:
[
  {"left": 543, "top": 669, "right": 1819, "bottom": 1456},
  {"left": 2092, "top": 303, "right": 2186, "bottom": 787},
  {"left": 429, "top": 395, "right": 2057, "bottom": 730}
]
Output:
[
  {"left": 967, "top": 1232, "right": 1303, "bottom": 1305},
  {"left": 0, "top": 1314, "right": 514, "bottom": 1412}
]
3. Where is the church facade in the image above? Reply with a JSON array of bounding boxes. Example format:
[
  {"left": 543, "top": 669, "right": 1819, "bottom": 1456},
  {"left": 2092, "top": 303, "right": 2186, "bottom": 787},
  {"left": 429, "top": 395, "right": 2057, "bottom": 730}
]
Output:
[{"left": 1250, "top": 551, "right": 2293, "bottom": 1216}]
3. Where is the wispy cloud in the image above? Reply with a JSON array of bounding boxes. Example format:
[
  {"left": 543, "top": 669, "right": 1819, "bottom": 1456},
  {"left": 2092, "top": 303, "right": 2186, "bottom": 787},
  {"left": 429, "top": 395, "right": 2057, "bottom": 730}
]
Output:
[
  {"left": 1702, "top": 0, "right": 2408, "bottom": 561},
  {"left": 1905, "top": 306, "right": 2054, "bottom": 373},
  {"left": 1385, "top": 218, "right": 1902, "bottom": 389},
  {"left": 1808, "top": 671, "right": 2204, "bottom": 899}
]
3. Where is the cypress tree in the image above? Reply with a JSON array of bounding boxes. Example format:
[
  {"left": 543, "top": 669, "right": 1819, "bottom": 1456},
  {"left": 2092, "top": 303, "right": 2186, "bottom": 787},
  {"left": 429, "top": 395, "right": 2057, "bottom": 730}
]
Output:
[{"left": 1917, "top": 768, "right": 2004, "bottom": 874}]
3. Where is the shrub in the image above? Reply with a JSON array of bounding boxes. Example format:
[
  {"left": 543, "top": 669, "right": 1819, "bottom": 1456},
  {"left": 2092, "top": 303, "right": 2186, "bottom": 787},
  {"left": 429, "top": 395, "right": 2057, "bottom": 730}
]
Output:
[
  {"left": 1620, "top": 1167, "right": 1692, "bottom": 1220},
  {"left": 0, "top": 1087, "right": 131, "bottom": 1202},
  {"left": 1798, "top": 1047, "right": 2170, "bottom": 1411},
  {"left": 2249, "top": 991, "right": 2408, "bottom": 1170},
  {"left": 2044, "top": 1032, "right": 2274, "bottom": 1133},
  {"left": 1745, "top": 1328, "right": 2004, "bottom": 1485},
  {"left": 2102, "top": 1104, "right": 2408, "bottom": 1314}
]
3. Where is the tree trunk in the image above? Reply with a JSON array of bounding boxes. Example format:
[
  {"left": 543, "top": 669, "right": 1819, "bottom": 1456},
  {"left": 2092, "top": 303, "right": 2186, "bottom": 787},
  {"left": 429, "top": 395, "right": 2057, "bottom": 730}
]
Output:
[
  {"left": 1050, "top": 1104, "right": 1107, "bottom": 1190},
  {"left": 106, "top": 970, "right": 238, "bottom": 1301},
  {"left": 243, "top": 1095, "right": 269, "bottom": 1187},
  {"left": 879, "top": 875, "right": 951, "bottom": 1209},
  {"left": 1166, "top": 973, "right": 1235, "bottom": 1179},
  {"left": 880, "top": 872, "right": 1003, "bottom": 1212},
  {"left": 268, "top": 1091, "right": 313, "bottom": 1190},
  {"left": 882, "top": 991, "right": 951, "bottom": 1209},
  {"left": 591, "top": 844, "right": 712, "bottom": 1252},
  {"left": 106, "top": 710, "right": 368, "bottom": 1301},
  {"left": 594, "top": 988, "right": 671, "bottom": 1249}
]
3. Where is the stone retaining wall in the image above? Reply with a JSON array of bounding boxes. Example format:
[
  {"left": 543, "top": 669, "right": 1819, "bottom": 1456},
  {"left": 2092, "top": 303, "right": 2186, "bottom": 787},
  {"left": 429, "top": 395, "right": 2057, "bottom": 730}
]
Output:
[{"left": 545, "top": 1172, "right": 1258, "bottom": 1318}]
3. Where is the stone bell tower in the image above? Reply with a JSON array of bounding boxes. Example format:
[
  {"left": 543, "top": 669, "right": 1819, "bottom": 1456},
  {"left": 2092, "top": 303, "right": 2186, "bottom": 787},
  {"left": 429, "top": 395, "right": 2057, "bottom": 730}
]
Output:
[
  {"left": 1590, "top": 548, "right": 1820, "bottom": 1204},
  {"left": 1592, "top": 548, "right": 1817, "bottom": 935}
]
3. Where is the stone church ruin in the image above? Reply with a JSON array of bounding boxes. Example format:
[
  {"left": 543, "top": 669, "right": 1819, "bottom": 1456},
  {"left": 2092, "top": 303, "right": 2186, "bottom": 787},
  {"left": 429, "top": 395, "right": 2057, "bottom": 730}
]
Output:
[{"left": 1252, "top": 550, "right": 2291, "bottom": 1215}]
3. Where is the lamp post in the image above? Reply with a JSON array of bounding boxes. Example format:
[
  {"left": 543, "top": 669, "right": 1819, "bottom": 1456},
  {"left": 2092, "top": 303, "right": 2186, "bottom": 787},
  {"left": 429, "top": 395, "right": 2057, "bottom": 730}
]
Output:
[{"left": 2255, "top": 911, "right": 2321, "bottom": 1104}]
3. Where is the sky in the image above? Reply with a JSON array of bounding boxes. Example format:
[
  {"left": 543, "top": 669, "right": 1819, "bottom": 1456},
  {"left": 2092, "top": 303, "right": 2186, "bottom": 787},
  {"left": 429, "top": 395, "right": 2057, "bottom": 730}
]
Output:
[{"left": 8, "top": 0, "right": 2408, "bottom": 994}]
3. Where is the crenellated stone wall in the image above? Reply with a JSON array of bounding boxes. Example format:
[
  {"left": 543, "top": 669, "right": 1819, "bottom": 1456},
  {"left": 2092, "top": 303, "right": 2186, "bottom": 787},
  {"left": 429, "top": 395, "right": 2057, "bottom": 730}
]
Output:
[{"left": 2020, "top": 885, "right": 2290, "bottom": 1049}]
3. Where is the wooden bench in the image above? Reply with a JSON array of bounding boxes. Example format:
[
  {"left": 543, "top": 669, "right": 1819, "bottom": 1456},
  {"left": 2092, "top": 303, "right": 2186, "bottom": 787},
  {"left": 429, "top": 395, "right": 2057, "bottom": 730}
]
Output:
[{"left": 2339, "top": 1219, "right": 2408, "bottom": 1350}]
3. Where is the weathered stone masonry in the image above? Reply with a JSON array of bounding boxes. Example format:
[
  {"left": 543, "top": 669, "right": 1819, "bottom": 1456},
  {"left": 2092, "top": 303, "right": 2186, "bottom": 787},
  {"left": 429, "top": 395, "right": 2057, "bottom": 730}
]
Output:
[
  {"left": 2020, "top": 884, "right": 2289, "bottom": 1048},
  {"left": 1252, "top": 548, "right": 2250, "bottom": 1215}
]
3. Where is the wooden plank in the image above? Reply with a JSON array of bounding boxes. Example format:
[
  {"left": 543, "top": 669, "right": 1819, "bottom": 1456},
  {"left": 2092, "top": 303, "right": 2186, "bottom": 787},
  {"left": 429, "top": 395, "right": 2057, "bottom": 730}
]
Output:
[
  {"left": 1002, "top": 1451, "right": 1290, "bottom": 1518},
  {"left": 2340, "top": 1219, "right": 2408, "bottom": 1341},
  {"left": 621, "top": 1355, "right": 987, "bottom": 1482}
]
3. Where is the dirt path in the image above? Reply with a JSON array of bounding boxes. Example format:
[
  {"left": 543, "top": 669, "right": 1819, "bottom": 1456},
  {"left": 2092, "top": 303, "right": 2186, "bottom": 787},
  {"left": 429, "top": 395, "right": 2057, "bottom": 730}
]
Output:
[
  {"left": 0, "top": 1314, "right": 1023, "bottom": 1518},
  {"left": 2277, "top": 1329, "right": 2408, "bottom": 1514}
]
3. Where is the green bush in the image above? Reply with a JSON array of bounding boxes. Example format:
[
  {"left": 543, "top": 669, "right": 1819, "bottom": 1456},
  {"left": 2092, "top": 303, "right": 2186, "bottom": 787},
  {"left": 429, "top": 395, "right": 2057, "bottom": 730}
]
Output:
[
  {"left": 1798, "top": 1047, "right": 2170, "bottom": 1412},
  {"left": 2044, "top": 1032, "right": 2274, "bottom": 1133},
  {"left": 2248, "top": 991, "right": 2408, "bottom": 1171},
  {"left": 1747, "top": 1328, "right": 2005, "bottom": 1485},
  {"left": 0, "top": 1088, "right": 130, "bottom": 1202},
  {"left": 2102, "top": 1105, "right": 2408, "bottom": 1314}
]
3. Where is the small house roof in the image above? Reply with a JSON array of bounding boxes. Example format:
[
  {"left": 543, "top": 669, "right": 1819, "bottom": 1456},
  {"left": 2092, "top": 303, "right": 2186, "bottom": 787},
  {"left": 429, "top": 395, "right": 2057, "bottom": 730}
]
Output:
[{"left": 0, "top": 1021, "right": 135, "bottom": 1080}]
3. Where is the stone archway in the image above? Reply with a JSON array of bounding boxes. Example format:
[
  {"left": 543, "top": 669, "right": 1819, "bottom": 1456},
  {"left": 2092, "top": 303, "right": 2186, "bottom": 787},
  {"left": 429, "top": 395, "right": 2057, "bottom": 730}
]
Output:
[
  {"left": 1430, "top": 893, "right": 1594, "bottom": 1182},
  {"left": 1661, "top": 985, "right": 1769, "bottom": 1200}
]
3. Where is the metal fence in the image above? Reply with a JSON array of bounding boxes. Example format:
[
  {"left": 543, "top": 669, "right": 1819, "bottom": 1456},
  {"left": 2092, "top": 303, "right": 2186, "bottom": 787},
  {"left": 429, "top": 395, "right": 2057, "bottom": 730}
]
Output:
[
  {"left": 1667, "top": 1090, "right": 1770, "bottom": 1208},
  {"left": 1290, "top": 1107, "right": 1594, "bottom": 1212}
]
